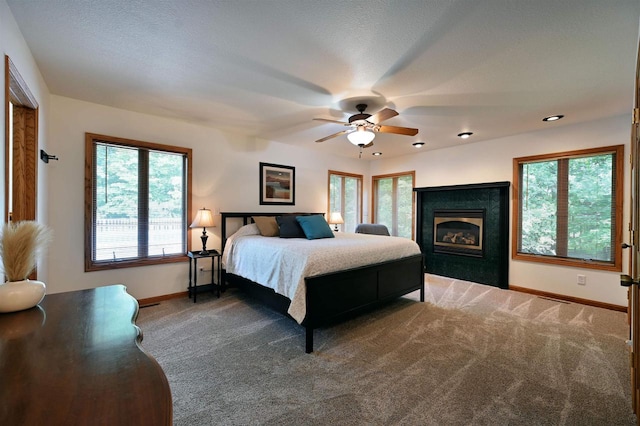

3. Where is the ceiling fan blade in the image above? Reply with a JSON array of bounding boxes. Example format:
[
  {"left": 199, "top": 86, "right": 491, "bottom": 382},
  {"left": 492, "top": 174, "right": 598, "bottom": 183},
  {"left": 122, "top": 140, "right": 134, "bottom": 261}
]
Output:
[
  {"left": 313, "top": 118, "right": 349, "bottom": 125},
  {"left": 363, "top": 141, "right": 374, "bottom": 148},
  {"left": 377, "top": 125, "right": 419, "bottom": 136},
  {"left": 368, "top": 108, "right": 398, "bottom": 124},
  {"left": 315, "top": 130, "right": 350, "bottom": 143}
]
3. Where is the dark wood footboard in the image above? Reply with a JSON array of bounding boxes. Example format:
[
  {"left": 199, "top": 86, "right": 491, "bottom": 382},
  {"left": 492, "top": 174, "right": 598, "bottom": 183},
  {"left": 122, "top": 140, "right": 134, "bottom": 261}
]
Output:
[
  {"left": 302, "top": 253, "right": 424, "bottom": 353},
  {"left": 224, "top": 253, "right": 424, "bottom": 353}
]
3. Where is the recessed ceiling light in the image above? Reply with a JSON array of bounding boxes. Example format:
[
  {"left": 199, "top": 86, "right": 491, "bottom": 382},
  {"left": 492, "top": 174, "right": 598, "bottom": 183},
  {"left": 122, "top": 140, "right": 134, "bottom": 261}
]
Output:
[
  {"left": 412, "top": 142, "right": 425, "bottom": 148},
  {"left": 457, "top": 132, "right": 473, "bottom": 139},
  {"left": 372, "top": 152, "right": 382, "bottom": 156},
  {"left": 542, "top": 114, "right": 564, "bottom": 122}
]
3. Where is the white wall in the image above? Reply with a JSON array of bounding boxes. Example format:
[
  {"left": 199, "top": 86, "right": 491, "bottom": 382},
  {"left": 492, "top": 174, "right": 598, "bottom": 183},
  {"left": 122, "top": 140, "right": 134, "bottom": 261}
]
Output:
[
  {"left": 370, "top": 114, "right": 631, "bottom": 307},
  {"left": 47, "top": 95, "right": 367, "bottom": 299},
  {"left": 1, "top": 0, "right": 51, "bottom": 280},
  {"left": 49, "top": 95, "right": 631, "bottom": 308}
]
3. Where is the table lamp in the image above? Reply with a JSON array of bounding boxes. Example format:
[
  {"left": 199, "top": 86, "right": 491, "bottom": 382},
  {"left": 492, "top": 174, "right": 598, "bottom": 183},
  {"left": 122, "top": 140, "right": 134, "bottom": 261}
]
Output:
[
  {"left": 329, "top": 212, "right": 344, "bottom": 232},
  {"left": 190, "top": 207, "right": 215, "bottom": 254}
]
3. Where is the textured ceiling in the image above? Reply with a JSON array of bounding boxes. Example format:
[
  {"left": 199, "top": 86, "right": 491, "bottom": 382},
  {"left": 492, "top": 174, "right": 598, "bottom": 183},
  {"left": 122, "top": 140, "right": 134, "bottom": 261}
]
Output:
[{"left": 7, "top": 0, "right": 640, "bottom": 160}]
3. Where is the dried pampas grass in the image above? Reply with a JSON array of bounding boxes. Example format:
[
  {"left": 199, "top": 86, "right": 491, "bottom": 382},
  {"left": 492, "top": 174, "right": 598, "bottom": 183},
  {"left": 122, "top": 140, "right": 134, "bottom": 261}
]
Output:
[{"left": 0, "top": 221, "right": 53, "bottom": 282}]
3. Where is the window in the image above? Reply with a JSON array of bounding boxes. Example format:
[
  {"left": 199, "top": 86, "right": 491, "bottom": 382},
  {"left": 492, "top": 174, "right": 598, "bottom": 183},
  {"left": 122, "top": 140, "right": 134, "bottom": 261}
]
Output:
[
  {"left": 85, "top": 133, "right": 192, "bottom": 271},
  {"left": 513, "top": 145, "right": 623, "bottom": 271},
  {"left": 328, "top": 170, "right": 362, "bottom": 232},
  {"left": 372, "top": 171, "right": 415, "bottom": 238}
]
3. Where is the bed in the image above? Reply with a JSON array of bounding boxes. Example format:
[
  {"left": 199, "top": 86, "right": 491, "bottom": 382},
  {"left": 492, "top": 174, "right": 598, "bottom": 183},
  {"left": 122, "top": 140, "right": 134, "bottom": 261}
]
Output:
[{"left": 220, "top": 212, "right": 425, "bottom": 353}]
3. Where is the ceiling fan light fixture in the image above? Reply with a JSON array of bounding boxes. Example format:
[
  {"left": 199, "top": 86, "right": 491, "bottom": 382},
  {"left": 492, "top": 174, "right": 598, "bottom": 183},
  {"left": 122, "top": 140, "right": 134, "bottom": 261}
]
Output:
[
  {"left": 412, "top": 142, "right": 425, "bottom": 148},
  {"left": 347, "top": 127, "right": 375, "bottom": 146},
  {"left": 457, "top": 132, "right": 473, "bottom": 139}
]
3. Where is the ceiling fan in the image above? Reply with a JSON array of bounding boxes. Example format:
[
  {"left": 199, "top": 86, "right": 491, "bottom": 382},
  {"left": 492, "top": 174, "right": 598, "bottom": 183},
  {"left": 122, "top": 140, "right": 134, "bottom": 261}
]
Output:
[{"left": 313, "top": 103, "right": 419, "bottom": 148}]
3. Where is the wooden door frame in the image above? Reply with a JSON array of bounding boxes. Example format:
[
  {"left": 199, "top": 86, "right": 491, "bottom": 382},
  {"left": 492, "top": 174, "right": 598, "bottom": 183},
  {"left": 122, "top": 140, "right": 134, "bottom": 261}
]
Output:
[
  {"left": 4, "top": 55, "right": 38, "bottom": 223},
  {"left": 5, "top": 56, "right": 39, "bottom": 281},
  {"left": 628, "top": 34, "right": 640, "bottom": 422}
]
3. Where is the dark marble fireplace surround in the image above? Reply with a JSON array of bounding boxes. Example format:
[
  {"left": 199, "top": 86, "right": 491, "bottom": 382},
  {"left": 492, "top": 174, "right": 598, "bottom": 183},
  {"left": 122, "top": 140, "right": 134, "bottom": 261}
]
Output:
[{"left": 415, "top": 182, "right": 510, "bottom": 289}]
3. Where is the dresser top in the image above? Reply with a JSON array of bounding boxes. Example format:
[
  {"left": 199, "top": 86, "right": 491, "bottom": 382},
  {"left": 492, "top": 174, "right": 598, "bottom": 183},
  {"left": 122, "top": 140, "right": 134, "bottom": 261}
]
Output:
[{"left": 0, "top": 284, "right": 172, "bottom": 425}]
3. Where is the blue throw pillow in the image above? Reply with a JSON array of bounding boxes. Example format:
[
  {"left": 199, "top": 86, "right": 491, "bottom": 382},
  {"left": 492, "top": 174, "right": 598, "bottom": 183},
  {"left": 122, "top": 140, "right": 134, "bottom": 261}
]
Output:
[
  {"left": 296, "top": 215, "right": 335, "bottom": 240},
  {"left": 276, "top": 215, "right": 306, "bottom": 238}
]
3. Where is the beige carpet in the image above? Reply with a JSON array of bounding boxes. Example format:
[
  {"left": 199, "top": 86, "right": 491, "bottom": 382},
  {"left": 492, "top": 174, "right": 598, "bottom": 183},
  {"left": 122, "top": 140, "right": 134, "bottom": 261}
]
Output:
[{"left": 137, "top": 274, "right": 636, "bottom": 425}]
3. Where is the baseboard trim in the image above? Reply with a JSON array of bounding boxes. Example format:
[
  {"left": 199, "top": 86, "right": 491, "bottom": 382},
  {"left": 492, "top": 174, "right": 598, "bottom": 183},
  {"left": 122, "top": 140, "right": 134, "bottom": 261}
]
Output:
[
  {"left": 138, "top": 286, "right": 628, "bottom": 313},
  {"left": 138, "top": 291, "right": 187, "bottom": 307},
  {"left": 509, "top": 285, "right": 627, "bottom": 313}
]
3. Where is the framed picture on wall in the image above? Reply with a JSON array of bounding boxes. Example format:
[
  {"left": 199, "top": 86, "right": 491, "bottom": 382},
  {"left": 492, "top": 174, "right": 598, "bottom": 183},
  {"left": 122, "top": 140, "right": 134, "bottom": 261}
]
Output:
[{"left": 259, "top": 162, "right": 295, "bottom": 205}]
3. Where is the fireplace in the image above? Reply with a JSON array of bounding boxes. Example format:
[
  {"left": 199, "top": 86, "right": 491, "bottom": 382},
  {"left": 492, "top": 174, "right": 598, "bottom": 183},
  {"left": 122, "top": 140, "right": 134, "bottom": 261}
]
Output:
[
  {"left": 433, "top": 209, "right": 484, "bottom": 257},
  {"left": 415, "top": 182, "right": 510, "bottom": 289}
]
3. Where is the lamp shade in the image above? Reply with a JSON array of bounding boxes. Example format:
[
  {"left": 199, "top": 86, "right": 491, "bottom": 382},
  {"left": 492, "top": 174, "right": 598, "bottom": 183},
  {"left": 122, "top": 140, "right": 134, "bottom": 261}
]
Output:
[
  {"left": 347, "top": 127, "right": 375, "bottom": 146},
  {"left": 329, "top": 212, "right": 344, "bottom": 224},
  {"left": 190, "top": 208, "right": 215, "bottom": 228}
]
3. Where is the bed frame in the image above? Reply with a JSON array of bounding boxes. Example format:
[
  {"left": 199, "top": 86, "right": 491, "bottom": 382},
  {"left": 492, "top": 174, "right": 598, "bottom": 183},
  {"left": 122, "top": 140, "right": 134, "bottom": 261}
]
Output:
[{"left": 220, "top": 212, "right": 425, "bottom": 353}]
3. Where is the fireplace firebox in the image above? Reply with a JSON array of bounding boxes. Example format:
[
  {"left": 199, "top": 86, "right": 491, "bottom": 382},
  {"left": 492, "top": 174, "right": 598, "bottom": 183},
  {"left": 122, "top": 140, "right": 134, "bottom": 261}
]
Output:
[{"left": 433, "top": 209, "right": 484, "bottom": 257}]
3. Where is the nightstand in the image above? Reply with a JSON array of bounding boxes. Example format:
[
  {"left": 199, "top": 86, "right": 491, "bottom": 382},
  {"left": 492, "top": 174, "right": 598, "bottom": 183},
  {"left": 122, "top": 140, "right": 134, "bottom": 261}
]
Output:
[{"left": 187, "top": 250, "right": 221, "bottom": 303}]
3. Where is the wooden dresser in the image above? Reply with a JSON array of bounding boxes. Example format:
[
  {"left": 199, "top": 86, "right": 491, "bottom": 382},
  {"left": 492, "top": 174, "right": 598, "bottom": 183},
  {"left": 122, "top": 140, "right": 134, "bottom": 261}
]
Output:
[{"left": 0, "top": 284, "right": 172, "bottom": 425}]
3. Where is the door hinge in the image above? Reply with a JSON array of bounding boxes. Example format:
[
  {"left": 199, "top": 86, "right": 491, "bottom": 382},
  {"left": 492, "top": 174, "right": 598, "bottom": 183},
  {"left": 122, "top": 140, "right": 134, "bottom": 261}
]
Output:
[{"left": 634, "top": 108, "right": 640, "bottom": 124}]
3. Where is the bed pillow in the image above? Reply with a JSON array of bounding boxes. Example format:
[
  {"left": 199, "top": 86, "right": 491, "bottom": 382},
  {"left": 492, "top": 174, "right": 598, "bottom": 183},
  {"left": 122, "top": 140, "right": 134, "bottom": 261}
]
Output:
[
  {"left": 276, "top": 215, "right": 306, "bottom": 238},
  {"left": 296, "top": 215, "right": 335, "bottom": 240},
  {"left": 252, "top": 216, "right": 279, "bottom": 237},
  {"left": 232, "top": 223, "right": 261, "bottom": 237}
]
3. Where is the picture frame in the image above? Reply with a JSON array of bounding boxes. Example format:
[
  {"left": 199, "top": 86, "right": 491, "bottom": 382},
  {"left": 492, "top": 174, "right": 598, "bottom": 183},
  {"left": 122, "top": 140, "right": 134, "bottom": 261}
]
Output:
[{"left": 259, "top": 162, "right": 295, "bottom": 205}]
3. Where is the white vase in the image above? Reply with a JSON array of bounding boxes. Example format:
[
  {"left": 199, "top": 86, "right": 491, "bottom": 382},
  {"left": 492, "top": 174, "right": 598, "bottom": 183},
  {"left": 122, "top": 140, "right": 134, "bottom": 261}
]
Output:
[{"left": 0, "top": 279, "right": 46, "bottom": 313}]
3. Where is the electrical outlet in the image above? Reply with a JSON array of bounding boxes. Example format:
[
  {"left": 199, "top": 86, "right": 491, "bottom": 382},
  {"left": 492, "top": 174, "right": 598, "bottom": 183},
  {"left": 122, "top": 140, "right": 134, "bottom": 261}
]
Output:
[{"left": 577, "top": 274, "right": 586, "bottom": 285}]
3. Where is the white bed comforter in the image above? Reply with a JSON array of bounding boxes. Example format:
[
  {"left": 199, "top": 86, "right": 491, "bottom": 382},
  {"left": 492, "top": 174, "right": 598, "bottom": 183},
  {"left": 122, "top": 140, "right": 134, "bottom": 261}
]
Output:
[{"left": 222, "top": 227, "right": 421, "bottom": 323}]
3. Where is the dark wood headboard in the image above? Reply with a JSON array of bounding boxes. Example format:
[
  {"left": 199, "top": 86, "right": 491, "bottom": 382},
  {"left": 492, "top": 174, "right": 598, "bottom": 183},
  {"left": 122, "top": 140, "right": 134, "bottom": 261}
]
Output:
[{"left": 220, "top": 212, "right": 324, "bottom": 252}]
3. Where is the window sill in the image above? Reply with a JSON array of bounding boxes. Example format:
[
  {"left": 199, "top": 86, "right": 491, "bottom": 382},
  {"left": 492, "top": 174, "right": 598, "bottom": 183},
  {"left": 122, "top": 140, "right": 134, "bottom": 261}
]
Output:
[
  {"left": 512, "top": 252, "right": 621, "bottom": 272},
  {"left": 85, "top": 254, "right": 188, "bottom": 272}
]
